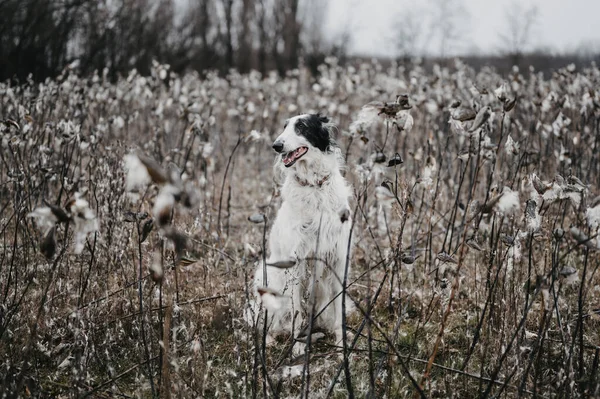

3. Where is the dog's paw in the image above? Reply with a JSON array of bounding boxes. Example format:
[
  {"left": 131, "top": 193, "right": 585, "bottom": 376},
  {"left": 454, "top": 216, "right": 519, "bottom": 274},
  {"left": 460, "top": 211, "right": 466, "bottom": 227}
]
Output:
[
  {"left": 295, "top": 331, "right": 326, "bottom": 344},
  {"left": 338, "top": 207, "right": 351, "bottom": 223},
  {"left": 296, "top": 325, "right": 327, "bottom": 344}
]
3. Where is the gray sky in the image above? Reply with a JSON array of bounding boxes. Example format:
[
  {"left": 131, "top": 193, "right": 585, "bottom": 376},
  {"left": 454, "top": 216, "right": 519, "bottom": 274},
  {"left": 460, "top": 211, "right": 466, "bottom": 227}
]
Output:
[{"left": 325, "top": 0, "right": 600, "bottom": 57}]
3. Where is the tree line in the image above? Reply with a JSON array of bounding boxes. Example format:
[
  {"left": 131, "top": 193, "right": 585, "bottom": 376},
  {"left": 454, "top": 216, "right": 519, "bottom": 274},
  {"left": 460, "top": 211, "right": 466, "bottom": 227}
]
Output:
[
  {"left": 1, "top": 0, "right": 598, "bottom": 83},
  {"left": 0, "top": 0, "right": 343, "bottom": 82}
]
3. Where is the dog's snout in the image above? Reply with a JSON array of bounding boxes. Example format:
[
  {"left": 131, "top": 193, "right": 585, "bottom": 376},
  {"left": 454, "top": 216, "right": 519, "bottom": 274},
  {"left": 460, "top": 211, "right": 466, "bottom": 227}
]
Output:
[{"left": 272, "top": 141, "right": 284, "bottom": 153}]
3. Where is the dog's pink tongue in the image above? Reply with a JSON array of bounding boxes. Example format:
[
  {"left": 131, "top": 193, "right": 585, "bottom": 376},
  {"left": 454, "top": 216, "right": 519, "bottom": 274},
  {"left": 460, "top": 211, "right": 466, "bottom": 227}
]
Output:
[{"left": 284, "top": 151, "right": 295, "bottom": 164}]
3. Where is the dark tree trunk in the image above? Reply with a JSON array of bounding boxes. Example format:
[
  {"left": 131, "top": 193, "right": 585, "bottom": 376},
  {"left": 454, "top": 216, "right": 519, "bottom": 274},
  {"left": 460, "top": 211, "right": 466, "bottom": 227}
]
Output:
[
  {"left": 237, "top": 0, "right": 254, "bottom": 73},
  {"left": 283, "top": 0, "right": 300, "bottom": 70},
  {"left": 224, "top": 0, "right": 234, "bottom": 70}
]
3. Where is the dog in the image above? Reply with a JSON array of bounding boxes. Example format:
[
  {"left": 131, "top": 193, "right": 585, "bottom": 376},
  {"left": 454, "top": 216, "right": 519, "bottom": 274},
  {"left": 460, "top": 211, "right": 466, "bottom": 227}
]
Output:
[{"left": 248, "top": 114, "right": 353, "bottom": 352}]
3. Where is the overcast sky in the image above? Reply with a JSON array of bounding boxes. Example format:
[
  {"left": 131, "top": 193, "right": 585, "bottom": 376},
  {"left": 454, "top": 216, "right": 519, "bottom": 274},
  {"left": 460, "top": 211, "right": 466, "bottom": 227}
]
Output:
[{"left": 325, "top": 0, "right": 600, "bottom": 57}]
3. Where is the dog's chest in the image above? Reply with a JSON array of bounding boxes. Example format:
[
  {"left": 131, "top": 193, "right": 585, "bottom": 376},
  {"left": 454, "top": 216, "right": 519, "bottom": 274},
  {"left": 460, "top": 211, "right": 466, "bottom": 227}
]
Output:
[
  {"left": 284, "top": 185, "right": 341, "bottom": 216},
  {"left": 281, "top": 187, "right": 345, "bottom": 238}
]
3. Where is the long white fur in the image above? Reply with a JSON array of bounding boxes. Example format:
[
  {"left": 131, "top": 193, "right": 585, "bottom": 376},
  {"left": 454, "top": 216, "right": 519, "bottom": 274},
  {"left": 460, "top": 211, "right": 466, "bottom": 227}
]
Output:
[{"left": 249, "top": 115, "right": 353, "bottom": 351}]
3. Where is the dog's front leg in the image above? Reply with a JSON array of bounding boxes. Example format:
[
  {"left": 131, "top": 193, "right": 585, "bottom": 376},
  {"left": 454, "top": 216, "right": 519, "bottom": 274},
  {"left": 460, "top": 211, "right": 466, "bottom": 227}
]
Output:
[
  {"left": 288, "top": 275, "right": 308, "bottom": 356},
  {"left": 332, "top": 273, "right": 345, "bottom": 345},
  {"left": 333, "top": 217, "right": 353, "bottom": 346}
]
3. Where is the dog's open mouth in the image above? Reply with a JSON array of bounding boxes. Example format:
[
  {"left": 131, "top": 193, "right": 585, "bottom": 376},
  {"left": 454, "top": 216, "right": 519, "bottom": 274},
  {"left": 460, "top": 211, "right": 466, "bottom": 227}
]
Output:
[{"left": 282, "top": 146, "right": 308, "bottom": 167}]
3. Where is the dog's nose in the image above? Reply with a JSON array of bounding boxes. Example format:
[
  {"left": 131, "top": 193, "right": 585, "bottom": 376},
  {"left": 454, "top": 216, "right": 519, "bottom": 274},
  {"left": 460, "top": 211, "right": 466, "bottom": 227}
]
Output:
[{"left": 272, "top": 141, "right": 284, "bottom": 153}]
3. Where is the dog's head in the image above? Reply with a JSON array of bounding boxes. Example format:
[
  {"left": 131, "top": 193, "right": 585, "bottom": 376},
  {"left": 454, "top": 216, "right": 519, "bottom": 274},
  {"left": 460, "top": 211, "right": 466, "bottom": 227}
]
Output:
[{"left": 272, "top": 114, "right": 335, "bottom": 168}]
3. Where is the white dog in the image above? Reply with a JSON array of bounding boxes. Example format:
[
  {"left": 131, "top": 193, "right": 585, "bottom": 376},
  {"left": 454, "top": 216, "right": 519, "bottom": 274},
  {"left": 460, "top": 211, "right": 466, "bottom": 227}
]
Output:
[{"left": 249, "top": 114, "right": 353, "bottom": 351}]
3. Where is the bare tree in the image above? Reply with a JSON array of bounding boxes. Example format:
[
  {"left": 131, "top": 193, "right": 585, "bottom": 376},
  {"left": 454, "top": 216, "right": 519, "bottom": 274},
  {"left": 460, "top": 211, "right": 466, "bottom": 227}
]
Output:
[
  {"left": 425, "top": 0, "right": 470, "bottom": 58},
  {"left": 394, "top": 7, "right": 424, "bottom": 63},
  {"left": 255, "top": 0, "right": 269, "bottom": 74},
  {"left": 237, "top": 0, "right": 254, "bottom": 73},
  {"left": 220, "top": 0, "right": 235, "bottom": 70},
  {"left": 177, "top": 0, "right": 219, "bottom": 72},
  {"left": 299, "top": 0, "right": 329, "bottom": 73},
  {"left": 499, "top": 1, "right": 539, "bottom": 66},
  {"left": 282, "top": 0, "right": 301, "bottom": 70},
  {"left": 300, "top": 0, "right": 327, "bottom": 56}
]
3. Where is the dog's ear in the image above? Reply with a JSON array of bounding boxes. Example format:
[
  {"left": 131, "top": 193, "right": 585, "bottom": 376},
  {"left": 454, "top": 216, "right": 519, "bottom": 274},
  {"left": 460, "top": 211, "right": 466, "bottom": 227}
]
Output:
[
  {"left": 317, "top": 114, "right": 330, "bottom": 125},
  {"left": 317, "top": 114, "right": 337, "bottom": 152},
  {"left": 295, "top": 114, "right": 336, "bottom": 152}
]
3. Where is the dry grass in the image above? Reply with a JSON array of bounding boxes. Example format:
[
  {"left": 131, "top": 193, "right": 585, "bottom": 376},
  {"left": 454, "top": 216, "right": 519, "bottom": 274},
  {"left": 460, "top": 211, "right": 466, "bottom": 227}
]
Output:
[{"left": 1, "top": 60, "right": 600, "bottom": 398}]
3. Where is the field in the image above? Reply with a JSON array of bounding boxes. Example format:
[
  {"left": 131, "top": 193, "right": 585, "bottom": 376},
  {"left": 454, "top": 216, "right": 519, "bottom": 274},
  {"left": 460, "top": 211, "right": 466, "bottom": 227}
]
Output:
[{"left": 1, "top": 59, "right": 600, "bottom": 398}]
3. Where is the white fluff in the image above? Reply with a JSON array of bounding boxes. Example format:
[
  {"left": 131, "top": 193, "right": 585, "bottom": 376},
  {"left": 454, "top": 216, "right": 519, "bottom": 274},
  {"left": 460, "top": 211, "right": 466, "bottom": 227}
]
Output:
[
  {"left": 505, "top": 231, "right": 527, "bottom": 274},
  {"left": 586, "top": 205, "right": 600, "bottom": 230},
  {"left": 202, "top": 142, "right": 214, "bottom": 158},
  {"left": 494, "top": 82, "right": 508, "bottom": 100},
  {"left": 248, "top": 115, "right": 353, "bottom": 351},
  {"left": 124, "top": 153, "right": 151, "bottom": 192},
  {"left": 397, "top": 111, "right": 414, "bottom": 133},
  {"left": 375, "top": 185, "right": 396, "bottom": 237},
  {"left": 496, "top": 187, "right": 520, "bottom": 215},
  {"left": 73, "top": 216, "right": 99, "bottom": 250},
  {"left": 566, "top": 191, "right": 582, "bottom": 208},
  {"left": 245, "top": 129, "right": 262, "bottom": 143},
  {"left": 419, "top": 157, "right": 437, "bottom": 188},
  {"left": 69, "top": 194, "right": 99, "bottom": 254},
  {"left": 349, "top": 105, "right": 379, "bottom": 134},
  {"left": 542, "top": 182, "right": 563, "bottom": 203},
  {"left": 527, "top": 213, "right": 541, "bottom": 232},
  {"left": 505, "top": 135, "right": 519, "bottom": 156},
  {"left": 28, "top": 207, "right": 58, "bottom": 235}
]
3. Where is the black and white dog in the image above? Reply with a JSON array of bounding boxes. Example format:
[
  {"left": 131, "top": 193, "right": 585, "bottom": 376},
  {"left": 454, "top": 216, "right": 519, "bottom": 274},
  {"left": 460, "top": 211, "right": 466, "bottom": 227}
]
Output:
[{"left": 249, "top": 114, "right": 353, "bottom": 352}]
